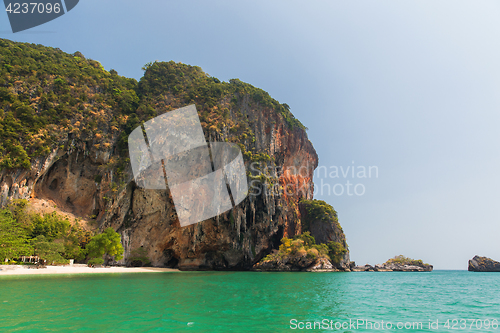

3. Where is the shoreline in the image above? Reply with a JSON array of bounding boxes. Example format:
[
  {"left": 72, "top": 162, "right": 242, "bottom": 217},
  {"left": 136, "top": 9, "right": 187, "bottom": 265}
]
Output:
[{"left": 0, "top": 265, "right": 179, "bottom": 276}]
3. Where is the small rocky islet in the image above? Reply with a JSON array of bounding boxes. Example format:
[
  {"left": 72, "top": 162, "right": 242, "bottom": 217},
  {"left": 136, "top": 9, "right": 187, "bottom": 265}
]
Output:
[
  {"left": 253, "top": 250, "right": 433, "bottom": 272},
  {"left": 468, "top": 256, "right": 500, "bottom": 272},
  {"left": 349, "top": 255, "right": 433, "bottom": 272},
  {"left": 352, "top": 262, "right": 433, "bottom": 272}
]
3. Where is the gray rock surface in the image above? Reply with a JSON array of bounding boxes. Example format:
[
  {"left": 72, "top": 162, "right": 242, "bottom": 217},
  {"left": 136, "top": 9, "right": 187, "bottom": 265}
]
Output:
[{"left": 468, "top": 256, "right": 500, "bottom": 272}]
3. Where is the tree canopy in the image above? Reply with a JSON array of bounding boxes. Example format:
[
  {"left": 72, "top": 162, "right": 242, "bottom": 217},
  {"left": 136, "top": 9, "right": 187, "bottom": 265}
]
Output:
[
  {"left": 85, "top": 227, "right": 124, "bottom": 263},
  {"left": 0, "top": 38, "right": 306, "bottom": 175},
  {"left": 0, "top": 200, "right": 121, "bottom": 265},
  {"left": 31, "top": 235, "right": 66, "bottom": 264},
  {"left": 0, "top": 208, "right": 31, "bottom": 261}
]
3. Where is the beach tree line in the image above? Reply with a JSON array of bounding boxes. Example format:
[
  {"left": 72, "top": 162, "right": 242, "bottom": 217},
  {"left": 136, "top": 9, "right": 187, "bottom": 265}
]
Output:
[{"left": 0, "top": 200, "right": 123, "bottom": 265}]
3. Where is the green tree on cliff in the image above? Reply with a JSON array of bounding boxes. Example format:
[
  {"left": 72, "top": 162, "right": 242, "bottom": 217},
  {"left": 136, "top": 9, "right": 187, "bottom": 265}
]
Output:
[
  {"left": 327, "top": 241, "right": 347, "bottom": 265},
  {"left": 29, "top": 212, "right": 71, "bottom": 241}
]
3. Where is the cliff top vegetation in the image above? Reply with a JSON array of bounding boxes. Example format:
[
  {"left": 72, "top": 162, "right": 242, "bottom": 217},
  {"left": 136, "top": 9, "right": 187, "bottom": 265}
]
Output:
[{"left": 0, "top": 38, "right": 307, "bottom": 172}]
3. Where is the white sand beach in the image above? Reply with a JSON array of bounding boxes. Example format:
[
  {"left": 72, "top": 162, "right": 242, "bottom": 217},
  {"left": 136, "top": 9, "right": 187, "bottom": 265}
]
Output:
[{"left": 0, "top": 265, "right": 178, "bottom": 276}]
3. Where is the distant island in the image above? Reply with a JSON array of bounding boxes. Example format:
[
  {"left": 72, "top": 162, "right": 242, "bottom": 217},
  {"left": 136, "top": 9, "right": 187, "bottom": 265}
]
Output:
[
  {"left": 468, "top": 256, "right": 500, "bottom": 272},
  {"left": 352, "top": 255, "right": 433, "bottom": 272}
]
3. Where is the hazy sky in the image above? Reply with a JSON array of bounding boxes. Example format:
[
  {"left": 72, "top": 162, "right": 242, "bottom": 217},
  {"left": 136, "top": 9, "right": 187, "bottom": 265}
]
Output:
[{"left": 2, "top": 0, "right": 499, "bottom": 269}]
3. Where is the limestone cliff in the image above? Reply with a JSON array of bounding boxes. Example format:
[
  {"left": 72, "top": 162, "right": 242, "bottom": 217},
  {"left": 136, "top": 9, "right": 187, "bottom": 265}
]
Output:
[
  {"left": 252, "top": 200, "right": 350, "bottom": 272},
  {"left": 0, "top": 39, "right": 348, "bottom": 270}
]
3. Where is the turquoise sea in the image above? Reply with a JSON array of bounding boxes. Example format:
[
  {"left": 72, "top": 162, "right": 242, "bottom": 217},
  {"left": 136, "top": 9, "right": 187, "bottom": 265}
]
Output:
[{"left": 0, "top": 271, "right": 498, "bottom": 332}]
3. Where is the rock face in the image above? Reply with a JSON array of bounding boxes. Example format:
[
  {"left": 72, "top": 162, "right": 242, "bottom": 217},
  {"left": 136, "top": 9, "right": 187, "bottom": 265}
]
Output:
[
  {"left": 299, "top": 200, "right": 350, "bottom": 270},
  {"left": 0, "top": 103, "right": 318, "bottom": 270},
  {"left": 306, "top": 258, "right": 336, "bottom": 272},
  {"left": 468, "top": 256, "right": 500, "bottom": 272},
  {"left": 0, "top": 43, "right": 344, "bottom": 271},
  {"left": 352, "top": 263, "right": 433, "bottom": 272},
  {"left": 253, "top": 256, "right": 341, "bottom": 272},
  {"left": 252, "top": 250, "right": 316, "bottom": 272},
  {"left": 251, "top": 199, "right": 350, "bottom": 272}
]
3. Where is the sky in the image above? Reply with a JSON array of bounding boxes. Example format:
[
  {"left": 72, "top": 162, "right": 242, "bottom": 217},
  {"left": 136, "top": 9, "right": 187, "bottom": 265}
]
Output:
[{"left": 2, "top": 0, "right": 500, "bottom": 269}]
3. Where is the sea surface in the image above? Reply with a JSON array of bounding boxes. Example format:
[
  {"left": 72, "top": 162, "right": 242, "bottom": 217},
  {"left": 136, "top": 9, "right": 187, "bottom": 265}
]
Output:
[{"left": 0, "top": 270, "right": 498, "bottom": 332}]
